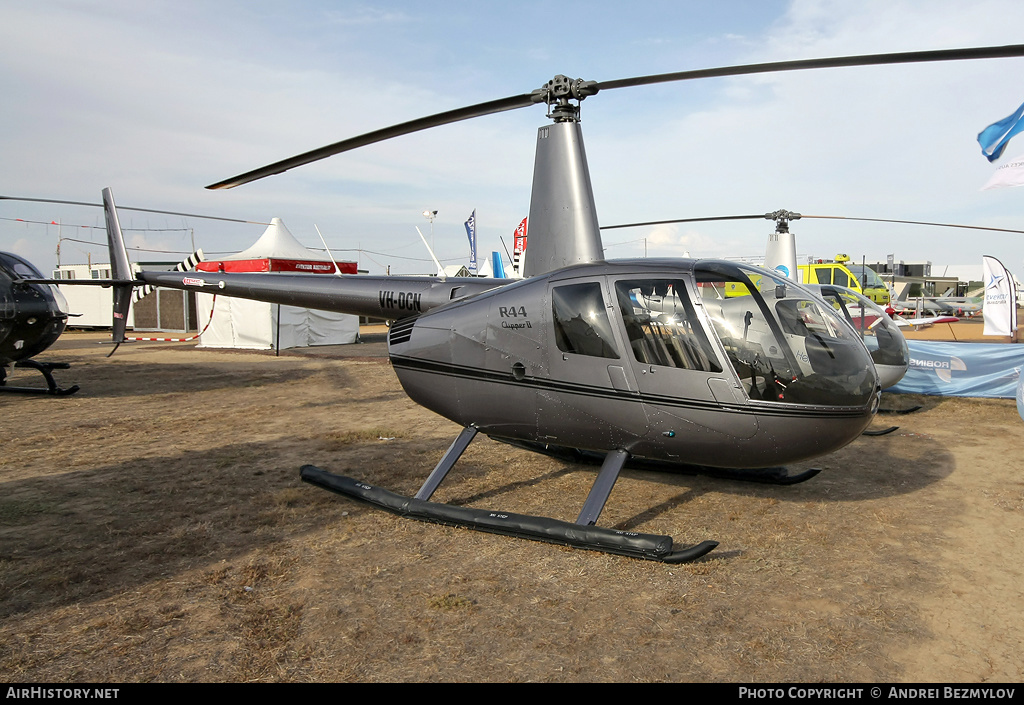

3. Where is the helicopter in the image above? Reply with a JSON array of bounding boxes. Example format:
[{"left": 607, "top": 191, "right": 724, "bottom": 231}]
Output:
[
  {"left": 0, "top": 195, "right": 283, "bottom": 394},
  {"left": 77, "top": 44, "right": 1024, "bottom": 563},
  {"left": 0, "top": 250, "right": 78, "bottom": 395},
  {"left": 603, "top": 208, "right": 914, "bottom": 390}
]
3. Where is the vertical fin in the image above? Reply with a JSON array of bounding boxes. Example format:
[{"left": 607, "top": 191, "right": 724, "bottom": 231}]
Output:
[
  {"left": 522, "top": 122, "right": 604, "bottom": 277},
  {"left": 101, "top": 187, "right": 136, "bottom": 349},
  {"left": 764, "top": 212, "right": 799, "bottom": 282}
]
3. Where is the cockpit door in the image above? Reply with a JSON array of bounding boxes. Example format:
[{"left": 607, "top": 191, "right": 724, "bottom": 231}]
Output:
[
  {"left": 610, "top": 276, "right": 758, "bottom": 442},
  {"left": 541, "top": 277, "right": 649, "bottom": 447}
]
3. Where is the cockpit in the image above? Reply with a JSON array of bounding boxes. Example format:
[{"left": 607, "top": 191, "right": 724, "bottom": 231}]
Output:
[
  {"left": 692, "top": 261, "right": 877, "bottom": 406},
  {"left": 812, "top": 284, "right": 907, "bottom": 369},
  {"left": 0, "top": 252, "right": 70, "bottom": 316},
  {"left": 546, "top": 261, "right": 879, "bottom": 407}
]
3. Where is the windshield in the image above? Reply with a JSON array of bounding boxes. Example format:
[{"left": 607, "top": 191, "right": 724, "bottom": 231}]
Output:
[
  {"left": 0, "top": 253, "right": 69, "bottom": 315},
  {"left": 849, "top": 264, "right": 886, "bottom": 289},
  {"left": 815, "top": 285, "right": 907, "bottom": 367},
  {"left": 694, "top": 261, "right": 877, "bottom": 406},
  {"left": 0, "top": 252, "right": 44, "bottom": 279}
]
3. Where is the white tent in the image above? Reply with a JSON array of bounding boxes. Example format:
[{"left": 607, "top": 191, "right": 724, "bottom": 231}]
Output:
[{"left": 194, "top": 218, "right": 359, "bottom": 350}]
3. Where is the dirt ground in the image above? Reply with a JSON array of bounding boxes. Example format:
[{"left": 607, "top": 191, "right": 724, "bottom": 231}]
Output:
[{"left": 1, "top": 329, "right": 1022, "bottom": 683}]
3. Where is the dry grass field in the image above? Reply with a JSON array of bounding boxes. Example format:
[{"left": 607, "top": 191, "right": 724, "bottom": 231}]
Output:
[{"left": 1, "top": 330, "right": 1022, "bottom": 682}]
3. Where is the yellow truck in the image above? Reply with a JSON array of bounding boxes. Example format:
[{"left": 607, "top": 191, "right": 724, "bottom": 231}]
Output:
[
  {"left": 723, "top": 254, "right": 891, "bottom": 305},
  {"left": 797, "top": 254, "right": 890, "bottom": 305}
]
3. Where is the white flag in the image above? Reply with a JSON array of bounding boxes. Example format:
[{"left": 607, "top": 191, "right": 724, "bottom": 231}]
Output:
[
  {"left": 982, "top": 255, "right": 1018, "bottom": 336},
  {"left": 982, "top": 152, "right": 1024, "bottom": 190}
]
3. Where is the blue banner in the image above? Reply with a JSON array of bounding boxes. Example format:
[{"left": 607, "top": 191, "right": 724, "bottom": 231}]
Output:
[
  {"left": 978, "top": 100, "right": 1024, "bottom": 162},
  {"left": 491, "top": 251, "right": 505, "bottom": 279},
  {"left": 890, "top": 341, "right": 1024, "bottom": 399},
  {"left": 465, "top": 210, "right": 477, "bottom": 275}
]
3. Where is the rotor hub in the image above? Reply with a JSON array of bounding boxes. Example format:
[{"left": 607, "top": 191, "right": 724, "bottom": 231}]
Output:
[
  {"left": 531, "top": 75, "right": 599, "bottom": 122},
  {"left": 765, "top": 209, "right": 801, "bottom": 233}
]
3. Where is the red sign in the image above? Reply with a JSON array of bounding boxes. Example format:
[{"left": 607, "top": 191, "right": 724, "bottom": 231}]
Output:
[
  {"left": 513, "top": 218, "right": 527, "bottom": 254},
  {"left": 196, "top": 259, "right": 357, "bottom": 274}
]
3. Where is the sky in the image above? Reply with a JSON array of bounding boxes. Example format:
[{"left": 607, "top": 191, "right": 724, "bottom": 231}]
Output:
[{"left": 3, "top": 0, "right": 1024, "bottom": 278}]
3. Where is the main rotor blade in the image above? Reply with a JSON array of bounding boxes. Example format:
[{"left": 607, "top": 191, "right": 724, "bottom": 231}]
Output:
[
  {"left": 594, "top": 44, "right": 1024, "bottom": 92},
  {"left": 0, "top": 195, "right": 269, "bottom": 225},
  {"left": 602, "top": 214, "right": 766, "bottom": 230},
  {"left": 603, "top": 211, "right": 1024, "bottom": 235},
  {"left": 208, "top": 44, "right": 1024, "bottom": 190},
  {"left": 802, "top": 214, "right": 1024, "bottom": 235},
  {"left": 206, "top": 93, "right": 535, "bottom": 190}
]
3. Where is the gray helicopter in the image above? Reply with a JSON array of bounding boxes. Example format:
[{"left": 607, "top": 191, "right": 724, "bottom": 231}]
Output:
[
  {"left": 85, "top": 44, "right": 1024, "bottom": 563},
  {"left": 604, "top": 209, "right": 913, "bottom": 391}
]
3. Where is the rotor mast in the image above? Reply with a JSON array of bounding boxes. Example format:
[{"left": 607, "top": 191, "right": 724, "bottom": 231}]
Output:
[
  {"left": 764, "top": 209, "right": 801, "bottom": 281},
  {"left": 522, "top": 76, "right": 605, "bottom": 278}
]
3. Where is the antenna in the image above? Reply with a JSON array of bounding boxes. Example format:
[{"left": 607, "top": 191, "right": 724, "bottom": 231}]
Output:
[
  {"left": 314, "top": 224, "right": 343, "bottom": 277},
  {"left": 415, "top": 226, "right": 446, "bottom": 279}
]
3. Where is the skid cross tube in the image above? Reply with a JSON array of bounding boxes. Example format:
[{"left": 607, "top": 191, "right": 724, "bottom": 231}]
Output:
[
  {"left": 415, "top": 426, "right": 478, "bottom": 500},
  {"left": 0, "top": 361, "right": 79, "bottom": 396},
  {"left": 577, "top": 449, "right": 628, "bottom": 526}
]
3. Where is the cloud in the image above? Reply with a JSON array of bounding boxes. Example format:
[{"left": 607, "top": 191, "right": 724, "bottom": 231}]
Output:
[
  {"left": 604, "top": 223, "right": 735, "bottom": 259},
  {"left": 322, "top": 6, "right": 413, "bottom": 25}
]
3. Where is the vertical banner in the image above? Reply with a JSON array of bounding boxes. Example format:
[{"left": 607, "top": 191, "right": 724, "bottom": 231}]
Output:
[
  {"left": 491, "top": 252, "right": 506, "bottom": 279},
  {"left": 512, "top": 217, "right": 528, "bottom": 273},
  {"left": 465, "top": 210, "right": 477, "bottom": 275},
  {"left": 1017, "top": 367, "right": 1024, "bottom": 422},
  {"left": 982, "top": 255, "right": 1018, "bottom": 336}
]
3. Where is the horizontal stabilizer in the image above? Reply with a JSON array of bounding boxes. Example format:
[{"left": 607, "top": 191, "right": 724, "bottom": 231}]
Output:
[{"left": 133, "top": 249, "right": 204, "bottom": 304}]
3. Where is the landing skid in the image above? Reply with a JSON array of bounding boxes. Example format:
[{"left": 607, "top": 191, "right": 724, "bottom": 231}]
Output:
[
  {"left": 879, "top": 405, "right": 922, "bottom": 415},
  {"left": 301, "top": 466, "right": 717, "bottom": 563},
  {"left": 673, "top": 464, "right": 821, "bottom": 485},
  {"left": 300, "top": 427, "right": 718, "bottom": 563},
  {"left": 0, "top": 360, "right": 79, "bottom": 396},
  {"left": 863, "top": 426, "right": 899, "bottom": 436},
  {"left": 496, "top": 439, "right": 821, "bottom": 486}
]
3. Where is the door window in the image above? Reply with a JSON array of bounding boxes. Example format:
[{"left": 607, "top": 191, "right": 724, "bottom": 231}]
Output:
[
  {"left": 614, "top": 279, "right": 721, "bottom": 372},
  {"left": 551, "top": 282, "right": 619, "bottom": 359}
]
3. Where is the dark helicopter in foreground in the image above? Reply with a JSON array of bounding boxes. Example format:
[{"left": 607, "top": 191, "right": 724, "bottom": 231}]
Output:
[
  {"left": 87, "top": 44, "right": 1024, "bottom": 563},
  {"left": 0, "top": 251, "right": 78, "bottom": 395}
]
